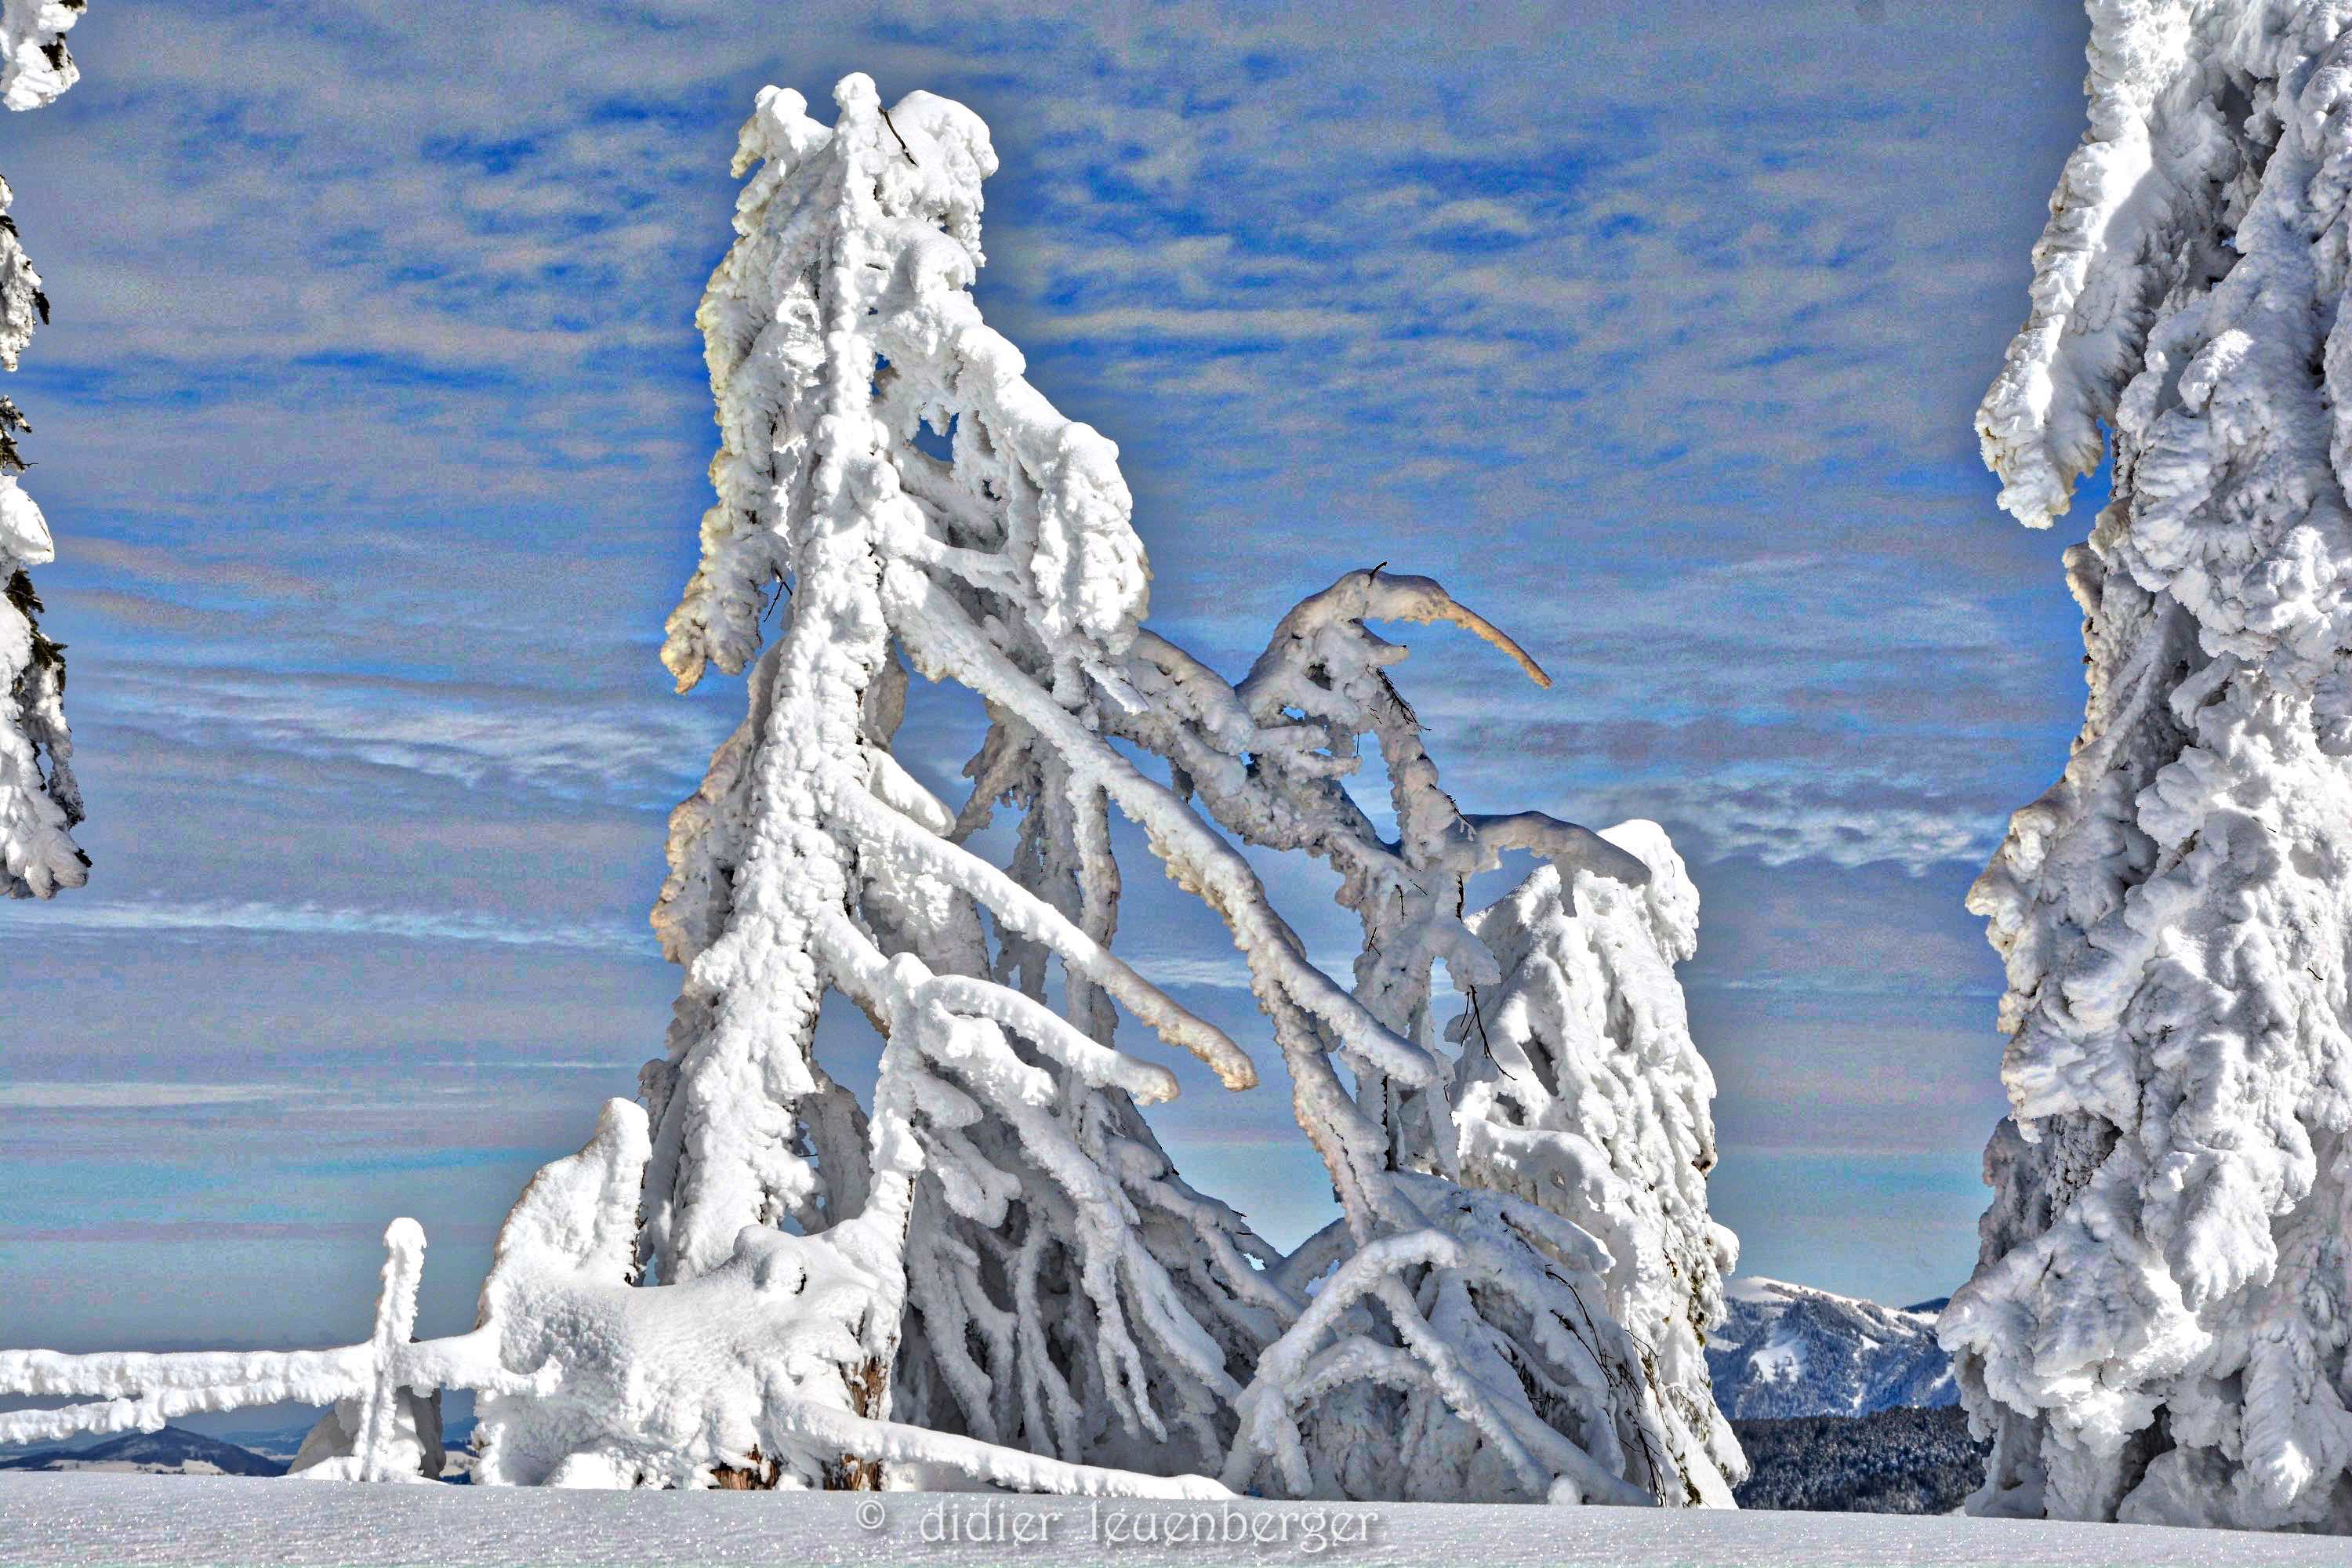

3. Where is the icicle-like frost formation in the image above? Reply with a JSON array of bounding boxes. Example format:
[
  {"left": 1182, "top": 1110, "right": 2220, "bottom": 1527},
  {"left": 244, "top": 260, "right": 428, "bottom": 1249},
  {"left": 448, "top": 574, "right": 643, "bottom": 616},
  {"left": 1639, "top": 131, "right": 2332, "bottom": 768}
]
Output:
[
  {"left": 1949, "top": 0, "right": 2352, "bottom": 1530},
  {"left": 889, "top": 720, "right": 1290, "bottom": 1478},
  {"left": 0, "top": 5, "right": 85, "bottom": 898},
  {"left": 1452, "top": 822, "right": 1745, "bottom": 1504}
]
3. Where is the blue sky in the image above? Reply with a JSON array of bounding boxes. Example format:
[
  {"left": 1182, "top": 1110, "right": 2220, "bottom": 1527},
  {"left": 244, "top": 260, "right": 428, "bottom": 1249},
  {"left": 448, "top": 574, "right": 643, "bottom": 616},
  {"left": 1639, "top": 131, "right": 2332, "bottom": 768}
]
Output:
[{"left": 0, "top": 0, "right": 2103, "bottom": 1353}]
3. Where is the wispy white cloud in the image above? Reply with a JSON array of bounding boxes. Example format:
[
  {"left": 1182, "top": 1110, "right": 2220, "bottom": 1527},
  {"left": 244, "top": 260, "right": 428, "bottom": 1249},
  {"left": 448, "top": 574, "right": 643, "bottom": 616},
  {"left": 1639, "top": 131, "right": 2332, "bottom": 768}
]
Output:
[
  {"left": 0, "top": 1082, "right": 295, "bottom": 1110},
  {"left": 0, "top": 897, "right": 646, "bottom": 953},
  {"left": 81, "top": 665, "right": 728, "bottom": 811}
]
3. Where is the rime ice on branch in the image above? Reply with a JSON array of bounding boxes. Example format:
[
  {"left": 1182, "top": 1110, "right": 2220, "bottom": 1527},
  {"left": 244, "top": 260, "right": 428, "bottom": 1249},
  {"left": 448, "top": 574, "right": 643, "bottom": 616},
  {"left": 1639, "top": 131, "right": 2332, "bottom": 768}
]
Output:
[
  {"left": 1949, "top": 0, "right": 2352, "bottom": 1532},
  {"left": 0, "top": 1220, "right": 473, "bottom": 1477},
  {"left": 0, "top": 0, "right": 85, "bottom": 899}
]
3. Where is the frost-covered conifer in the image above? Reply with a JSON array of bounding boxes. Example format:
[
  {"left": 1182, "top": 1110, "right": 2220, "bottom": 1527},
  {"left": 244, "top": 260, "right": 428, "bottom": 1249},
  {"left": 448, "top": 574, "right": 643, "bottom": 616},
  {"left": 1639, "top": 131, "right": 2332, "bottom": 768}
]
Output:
[
  {"left": 0, "top": 0, "right": 86, "bottom": 899},
  {"left": 0, "top": 1, "right": 81, "bottom": 112},
  {"left": 626, "top": 75, "right": 1741, "bottom": 1500},
  {"left": 1947, "top": 0, "right": 2352, "bottom": 1530},
  {"left": 1452, "top": 823, "right": 1745, "bottom": 1501}
]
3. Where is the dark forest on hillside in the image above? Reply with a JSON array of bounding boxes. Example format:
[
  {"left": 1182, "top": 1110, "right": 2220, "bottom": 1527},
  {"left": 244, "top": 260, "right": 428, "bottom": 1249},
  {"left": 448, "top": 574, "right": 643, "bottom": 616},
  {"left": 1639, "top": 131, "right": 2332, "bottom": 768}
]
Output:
[{"left": 1734, "top": 1407, "right": 1990, "bottom": 1515}]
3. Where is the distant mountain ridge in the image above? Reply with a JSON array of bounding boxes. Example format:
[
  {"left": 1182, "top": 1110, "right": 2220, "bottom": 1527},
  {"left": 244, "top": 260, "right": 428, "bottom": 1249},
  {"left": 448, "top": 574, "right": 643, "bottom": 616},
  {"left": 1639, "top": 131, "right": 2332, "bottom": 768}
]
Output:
[
  {"left": 1708, "top": 1276, "right": 1957, "bottom": 1421},
  {"left": 214, "top": 1425, "right": 310, "bottom": 1464},
  {"left": 0, "top": 1425, "right": 284, "bottom": 1477}
]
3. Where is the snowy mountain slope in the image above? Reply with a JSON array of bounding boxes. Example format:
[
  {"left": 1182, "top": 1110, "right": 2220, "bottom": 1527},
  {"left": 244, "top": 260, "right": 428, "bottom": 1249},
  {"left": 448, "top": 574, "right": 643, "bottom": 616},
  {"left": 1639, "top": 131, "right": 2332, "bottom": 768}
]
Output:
[
  {"left": 0, "top": 1425, "right": 283, "bottom": 1476},
  {"left": 0, "top": 1474, "right": 2341, "bottom": 1566},
  {"left": 1706, "top": 1277, "right": 1955, "bottom": 1420}
]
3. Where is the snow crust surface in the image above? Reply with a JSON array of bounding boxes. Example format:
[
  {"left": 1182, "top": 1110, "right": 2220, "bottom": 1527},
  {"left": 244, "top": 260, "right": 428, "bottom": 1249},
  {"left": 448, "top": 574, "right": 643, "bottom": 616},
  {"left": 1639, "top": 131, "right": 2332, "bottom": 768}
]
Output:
[{"left": 4, "top": 1475, "right": 2348, "bottom": 1567}]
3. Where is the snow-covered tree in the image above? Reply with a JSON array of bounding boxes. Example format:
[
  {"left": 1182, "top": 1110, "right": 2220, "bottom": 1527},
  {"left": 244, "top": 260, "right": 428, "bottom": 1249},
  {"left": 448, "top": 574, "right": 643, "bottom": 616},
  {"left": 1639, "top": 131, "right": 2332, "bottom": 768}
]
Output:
[
  {"left": 628, "top": 73, "right": 1313, "bottom": 1489},
  {"left": 1, "top": 1, "right": 81, "bottom": 112},
  {"left": 1947, "top": 0, "right": 2352, "bottom": 1530},
  {"left": 0, "top": 0, "right": 86, "bottom": 899},
  {"left": 1451, "top": 822, "right": 1745, "bottom": 1502}
]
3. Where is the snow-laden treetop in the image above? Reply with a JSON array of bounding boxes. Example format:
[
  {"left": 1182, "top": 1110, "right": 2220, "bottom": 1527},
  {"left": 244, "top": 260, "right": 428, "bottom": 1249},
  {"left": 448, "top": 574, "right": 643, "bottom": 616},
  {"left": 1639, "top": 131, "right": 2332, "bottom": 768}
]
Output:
[
  {"left": 662, "top": 74, "right": 1148, "bottom": 701},
  {"left": 1976, "top": 0, "right": 2352, "bottom": 692}
]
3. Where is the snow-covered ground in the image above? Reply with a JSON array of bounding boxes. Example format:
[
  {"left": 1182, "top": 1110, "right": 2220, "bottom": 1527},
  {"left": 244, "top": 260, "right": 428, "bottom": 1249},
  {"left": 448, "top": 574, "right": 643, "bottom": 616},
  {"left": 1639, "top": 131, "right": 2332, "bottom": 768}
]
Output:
[{"left": 5, "top": 1475, "right": 2349, "bottom": 1567}]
